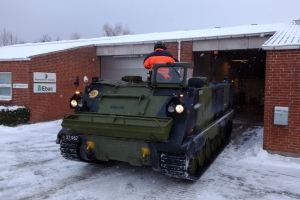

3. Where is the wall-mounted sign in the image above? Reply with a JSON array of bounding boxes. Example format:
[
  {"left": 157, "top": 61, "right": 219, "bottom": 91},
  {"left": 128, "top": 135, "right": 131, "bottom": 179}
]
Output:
[
  {"left": 33, "top": 72, "right": 56, "bottom": 82},
  {"left": 13, "top": 84, "right": 28, "bottom": 89},
  {"left": 33, "top": 83, "right": 56, "bottom": 93}
]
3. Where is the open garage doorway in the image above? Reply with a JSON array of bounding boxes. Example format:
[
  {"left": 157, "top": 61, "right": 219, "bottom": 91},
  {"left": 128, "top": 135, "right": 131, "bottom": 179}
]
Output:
[{"left": 194, "top": 49, "right": 265, "bottom": 126}]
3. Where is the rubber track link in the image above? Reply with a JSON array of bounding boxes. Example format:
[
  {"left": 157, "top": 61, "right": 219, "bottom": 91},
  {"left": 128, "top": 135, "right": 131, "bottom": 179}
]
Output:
[
  {"left": 161, "top": 121, "right": 232, "bottom": 181},
  {"left": 160, "top": 143, "right": 227, "bottom": 181},
  {"left": 60, "top": 141, "right": 90, "bottom": 163},
  {"left": 160, "top": 153, "right": 191, "bottom": 179}
]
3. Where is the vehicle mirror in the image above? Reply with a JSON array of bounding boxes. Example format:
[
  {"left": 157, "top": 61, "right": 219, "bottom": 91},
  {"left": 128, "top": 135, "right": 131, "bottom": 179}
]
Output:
[{"left": 74, "top": 76, "right": 79, "bottom": 87}]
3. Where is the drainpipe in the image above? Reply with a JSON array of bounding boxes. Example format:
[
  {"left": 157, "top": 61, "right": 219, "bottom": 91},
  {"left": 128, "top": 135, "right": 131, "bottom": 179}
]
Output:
[{"left": 177, "top": 40, "right": 181, "bottom": 61}]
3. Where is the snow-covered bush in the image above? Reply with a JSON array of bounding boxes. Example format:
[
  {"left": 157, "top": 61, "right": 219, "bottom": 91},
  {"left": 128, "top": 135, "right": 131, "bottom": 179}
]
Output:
[{"left": 0, "top": 106, "right": 30, "bottom": 126}]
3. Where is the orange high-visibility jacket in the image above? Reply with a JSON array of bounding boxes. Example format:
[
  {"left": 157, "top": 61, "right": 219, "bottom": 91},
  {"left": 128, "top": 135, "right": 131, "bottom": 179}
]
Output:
[
  {"left": 143, "top": 48, "right": 175, "bottom": 79},
  {"left": 143, "top": 48, "right": 175, "bottom": 69}
]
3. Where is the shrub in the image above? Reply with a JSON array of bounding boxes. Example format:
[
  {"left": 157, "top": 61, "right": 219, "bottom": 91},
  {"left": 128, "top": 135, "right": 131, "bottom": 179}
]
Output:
[{"left": 0, "top": 107, "right": 30, "bottom": 126}]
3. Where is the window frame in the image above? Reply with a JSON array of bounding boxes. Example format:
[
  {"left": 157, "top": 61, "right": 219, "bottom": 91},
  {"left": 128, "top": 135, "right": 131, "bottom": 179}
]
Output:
[{"left": 0, "top": 72, "right": 12, "bottom": 101}]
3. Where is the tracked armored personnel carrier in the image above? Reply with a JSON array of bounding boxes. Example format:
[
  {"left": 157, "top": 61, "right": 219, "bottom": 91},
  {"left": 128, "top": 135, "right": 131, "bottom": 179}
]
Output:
[{"left": 56, "top": 62, "right": 234, "bottom": 180}]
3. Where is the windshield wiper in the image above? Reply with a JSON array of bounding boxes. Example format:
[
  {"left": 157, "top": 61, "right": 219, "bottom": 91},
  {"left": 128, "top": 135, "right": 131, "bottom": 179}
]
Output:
[{"left": 170, "top": 66, "right": 181, "bottom": 78}]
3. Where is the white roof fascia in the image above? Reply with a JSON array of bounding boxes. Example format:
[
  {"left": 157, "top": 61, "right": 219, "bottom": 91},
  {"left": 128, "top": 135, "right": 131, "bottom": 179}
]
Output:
[
  {"left": 28, "top": 44, "right": 96, "bottom": 59},
  {"left": 0, "top": 58, "right": 31, "bottom": 62},
  {"left": 262, "top": 45, "right": 300, "bottom": 50},
  {"left": 95, "top": 32, "right": 276, "bottom": 46},
  {"left": 216, "top": 35, "right": 234, "bottom": 39}
]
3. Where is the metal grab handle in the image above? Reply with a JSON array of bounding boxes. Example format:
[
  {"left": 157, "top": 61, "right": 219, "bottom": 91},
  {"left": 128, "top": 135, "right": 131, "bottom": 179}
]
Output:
[
  {"left": 102, "top": 94, "right": 145, "bottom": 99},
  {"left": 100, "top": 94, "right": 146, "bottom": 105},
  {"left": 64, "top": 113, "right": 172, "bottom": 127},
  {"left": 91, "top": 115, "right": 171, "bottom": 127}
]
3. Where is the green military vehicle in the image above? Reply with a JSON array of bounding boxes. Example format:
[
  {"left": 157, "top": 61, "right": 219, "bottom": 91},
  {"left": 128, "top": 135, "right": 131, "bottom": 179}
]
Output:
[{"left": 56, "top": 62, "right": 234, "bottom": 180}]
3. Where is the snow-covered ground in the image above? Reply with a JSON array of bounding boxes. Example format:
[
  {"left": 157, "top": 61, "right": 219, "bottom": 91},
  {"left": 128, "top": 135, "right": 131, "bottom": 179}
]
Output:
[{"left": 1, "top": 120, "right": 300, "bottom": 200}]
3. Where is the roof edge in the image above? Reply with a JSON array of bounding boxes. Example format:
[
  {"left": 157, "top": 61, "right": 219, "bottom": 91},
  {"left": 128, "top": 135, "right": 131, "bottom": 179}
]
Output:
[
  {"left": 262, "top": 45, "right": 300, "bottom": 50},
  {"left": 0, "top": 58, "right": 31, "bottom": 62},
  {"left": 28, "top": 44, "right": 95, "bottom": 59},
  {"left": 95, "top": 31, "right": 276, "bottom": 47}
]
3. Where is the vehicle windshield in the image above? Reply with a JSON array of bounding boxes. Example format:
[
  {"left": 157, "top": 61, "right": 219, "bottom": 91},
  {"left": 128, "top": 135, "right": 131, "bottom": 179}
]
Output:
[{"left": 155, "top": 66, "right": 184, "bottom": 83}]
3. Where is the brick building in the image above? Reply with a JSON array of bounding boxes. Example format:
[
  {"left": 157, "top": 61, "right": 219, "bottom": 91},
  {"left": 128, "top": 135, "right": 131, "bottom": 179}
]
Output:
[
  {"left": 0, "top": 46, "right": 100, "bottom": 122},
  {"left": 262, "top": 20, "right": 300, "bottom": 156},
  {"left": 0, "top": 21, "right": 299, "bottom": 155}
]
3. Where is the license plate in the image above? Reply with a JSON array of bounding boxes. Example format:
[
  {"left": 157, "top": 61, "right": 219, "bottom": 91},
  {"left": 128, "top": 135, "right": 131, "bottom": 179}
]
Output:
[{"left": 64, "top": 134, "right": 79, "bottom": 142}]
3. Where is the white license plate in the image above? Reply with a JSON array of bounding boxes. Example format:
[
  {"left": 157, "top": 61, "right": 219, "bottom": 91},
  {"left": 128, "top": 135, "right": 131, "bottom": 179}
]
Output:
[{"left": 65, "top": 135, "right": 79, "bottom": 142}]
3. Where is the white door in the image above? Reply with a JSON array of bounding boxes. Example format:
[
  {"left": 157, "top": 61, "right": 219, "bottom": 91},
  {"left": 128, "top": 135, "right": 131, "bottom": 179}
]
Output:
[{"left": 100, "top": 56, "right": 148, "bottom": 81}]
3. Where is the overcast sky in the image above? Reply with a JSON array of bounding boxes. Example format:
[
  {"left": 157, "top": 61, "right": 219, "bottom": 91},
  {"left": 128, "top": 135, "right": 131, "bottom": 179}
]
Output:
[{"left": 1, "top": 0, "right": 299, "bottom": 43}]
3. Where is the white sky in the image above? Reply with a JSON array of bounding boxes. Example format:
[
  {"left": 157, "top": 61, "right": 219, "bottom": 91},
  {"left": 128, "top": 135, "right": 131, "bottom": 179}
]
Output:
[
  {"left": 1, "top": 0, "right": 299, "bottom": 42},
  {"left": 1, "top": 119, "right": 300, "bottom": 199}
]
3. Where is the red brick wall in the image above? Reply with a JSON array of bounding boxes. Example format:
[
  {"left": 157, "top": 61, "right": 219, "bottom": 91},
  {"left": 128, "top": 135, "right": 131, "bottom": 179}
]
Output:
[
  {"left": 164, "top": 41, "right": 194, "bottom": 62},
  {"left": 29, "top": 46, "right": 100, "bottom": 122},
  {"left": 181, "top": 41, "right": 194, "bottom": 62},
  {"left": 165, "top": 42, "right": 178, "bottom": 60},
  {"left": 264, "top": 50, "right": 300, "bottom": 154},
  {"left": 0, "top": 61, "right": 31, "bottom": 107},
  {"left": 1, "top": 46, "right": 100, "bottom": 123}
]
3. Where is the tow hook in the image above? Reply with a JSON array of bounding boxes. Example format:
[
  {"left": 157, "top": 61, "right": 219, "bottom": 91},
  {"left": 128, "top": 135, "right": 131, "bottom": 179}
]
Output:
[
  {"left": 56, "top": 138, "right": 61, "bottom": 144},
  {"left": 86, "top": 141, "right": 95, "bottom": 151}
]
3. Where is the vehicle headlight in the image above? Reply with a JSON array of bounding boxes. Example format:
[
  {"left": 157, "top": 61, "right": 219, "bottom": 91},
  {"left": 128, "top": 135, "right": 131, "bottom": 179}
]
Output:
[
  {"left": 78, "top": 100, "right": 83, "bottom": 107},
  {"left": 168, "top": 105, "right": 175, "bottom": 113},
  {"left": 175, "top": 105, "right": 184, "bottom": 113},
  {"left": 70, "top": 100, "right": 77, "bottom": 107}
]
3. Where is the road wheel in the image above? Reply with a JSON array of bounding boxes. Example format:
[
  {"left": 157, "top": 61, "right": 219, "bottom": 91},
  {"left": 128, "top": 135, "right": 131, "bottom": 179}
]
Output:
[
  {"left": 197, "top": 146, "right": 205, "bottom": 167},
  {"left": 211, "top": 137, "right": 217, "bottom": 154},
  {"left": 216, "top": 134, "right": 222, "bottom": 149},
  {"left": 225, "top": 121, "right": 233, "bottom": 142},
  {"left": 220, "top": 130, "right": 226, "bottom": 144},
  {"left": 205, "top": 139, "right": 212, "bottom": 160},
  {"left": 188, "top": 155, "right": 198, "bottom": 175}
]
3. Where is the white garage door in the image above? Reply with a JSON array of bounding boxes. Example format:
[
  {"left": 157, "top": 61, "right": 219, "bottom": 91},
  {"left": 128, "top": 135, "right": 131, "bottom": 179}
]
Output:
[{"left": 100, "top": 56, "right": 148, "bottom": 81}]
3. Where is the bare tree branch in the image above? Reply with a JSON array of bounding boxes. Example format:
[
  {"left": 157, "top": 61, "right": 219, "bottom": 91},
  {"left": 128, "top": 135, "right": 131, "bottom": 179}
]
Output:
[
  {"left": 70, "top": 32, "right": 81, "bottom": 40},
  {"left": 0, "top": 28, "right": 23, "bottom": 46},
  {"left": 102, "top": 23, "right": 133, "bottom": 36},
  {"left": 122, "top": 26, "right": 133, "bottom": 35},
  {"left": 102, "top": 23, "right": 113, "bottom": 36},
  {"left": 39, "top": 34, "right": 52, "bottom": 42},
  {"left": 114, "top": 23, "right": 123, "bottom": 36}
]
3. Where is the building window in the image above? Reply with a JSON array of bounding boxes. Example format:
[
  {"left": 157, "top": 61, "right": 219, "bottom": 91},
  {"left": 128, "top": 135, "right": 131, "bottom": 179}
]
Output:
[{"left": 0, "top": 72, "right": 12, "bottom": 101}]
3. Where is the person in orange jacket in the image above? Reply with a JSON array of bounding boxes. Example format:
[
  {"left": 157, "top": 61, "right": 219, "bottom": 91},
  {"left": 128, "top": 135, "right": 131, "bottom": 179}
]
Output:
[{"left": 143, "top": 41, "right": 176, "bottom": 80}]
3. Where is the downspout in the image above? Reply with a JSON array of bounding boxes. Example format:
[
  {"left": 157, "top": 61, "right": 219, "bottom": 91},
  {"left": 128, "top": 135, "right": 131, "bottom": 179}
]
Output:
[{"left": 177, "top": 40, "right": 181, "bottom": 61}]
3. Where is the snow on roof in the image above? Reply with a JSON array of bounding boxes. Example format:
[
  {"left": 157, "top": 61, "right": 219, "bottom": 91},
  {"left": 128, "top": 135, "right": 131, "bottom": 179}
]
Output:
[
  {"left": 0, "top": 105, "right": 25, "bottom": 111},
  {"left": 0, "top": 23, "right": 284, "bottom": 61},
  {"left": 262, "top": 20, "right": 300, "bottom": 50}
]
